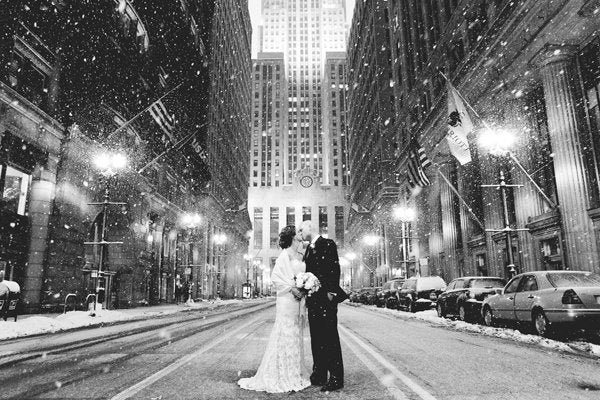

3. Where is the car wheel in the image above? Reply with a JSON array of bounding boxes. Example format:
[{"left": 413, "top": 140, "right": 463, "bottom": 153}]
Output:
[
  {"left": 458, "top": 304, "right": 469, "bottom": 322},
  {"left": 483, "top": 306, "right": 496, "bottom": 327},
  {"left": 437, "top": 303, "right": 446, "bottom": 318},
  {"left": 533, "top": 310, "right": 552, "bottom": 337}
]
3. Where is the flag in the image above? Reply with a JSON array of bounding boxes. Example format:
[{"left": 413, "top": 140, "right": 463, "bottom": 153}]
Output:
[
  {"left": 446, "top": 83, "right": 473, "bottom": 165},
  {"left": 191, "top": 138, "right": 208, "bottom": 161},
  {"left": 407, "top": 142, "right": 432, "bottom": 189},
  {"left": 149, "top": 100, "right": 175, "bottom": 143}
]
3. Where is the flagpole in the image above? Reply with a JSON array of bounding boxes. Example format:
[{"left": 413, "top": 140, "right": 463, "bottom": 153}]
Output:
[
  {"left": 137, "top": 124, "right": 205, "bottom": 174},
  {"left": 439, "top": 71, "right": 557, "bottom": 209},
  {"left": 433, "top": 162, "right": 486, "bottom": 232},
  {"left": 106, "top": 82, "right": 184, "bottom": 141}
]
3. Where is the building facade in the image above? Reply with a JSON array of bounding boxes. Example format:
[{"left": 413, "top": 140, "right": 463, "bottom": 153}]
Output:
[
  {"left": 0, "top": 0, "right": 252, "bottom": 311},
  {"left": 346, "top": 0, "right": 600, "bottom": 287},
  {"left": 345, "top": 0, "right": 402, "bottom": 288},
  {"left": 247, "top": 0, "right": 351, "bottom": 293}
]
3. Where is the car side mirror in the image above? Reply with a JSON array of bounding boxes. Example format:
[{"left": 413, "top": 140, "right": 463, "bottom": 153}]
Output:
[{"left": 495, "top": 288, "right": 503, "bottom": 295}]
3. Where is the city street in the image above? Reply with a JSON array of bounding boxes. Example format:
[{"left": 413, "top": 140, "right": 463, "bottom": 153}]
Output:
[{"left": 1, "top": 301, "right": 599, "bottom": 399}]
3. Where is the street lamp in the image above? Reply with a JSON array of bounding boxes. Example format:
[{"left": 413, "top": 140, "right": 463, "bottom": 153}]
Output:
[
  {"left": 85, "top": 151, "right": 127, "bottom": 313},
  {"left": 362, "top": 235, "right": 381, "bottom": 286},
  {"left": 243, "top": 253, "right": 252, "bottom": 299},
  {"left": 212, "top": 232, "right": 227, "bottom": 299},
  {"left": 478, "top": 127, "right": 556, "bottom": 209},
  {"left": 479, "top": 127, "right": 538, "bottom": 278},
  {"left": 393, "top": 205, "right": 416, "bottom": 279},
  {"left": 180, "top": 212, "right": 202, "bottom": 304},
  {"left": 346, "top": 251, "right": 357, "bottom": 290}
]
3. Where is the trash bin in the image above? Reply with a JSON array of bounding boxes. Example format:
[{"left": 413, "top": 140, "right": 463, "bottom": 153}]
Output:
[{"left": 0, "top": 280, "right": 21, "bottom": 322}]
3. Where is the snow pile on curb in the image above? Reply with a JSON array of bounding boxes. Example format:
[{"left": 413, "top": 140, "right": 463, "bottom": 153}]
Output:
[
  {"left": 0, "top": 299, "right": 264, "bottom": 341},
  {"left": 350, "top": 303, "right": 600, "bottom": 358}
]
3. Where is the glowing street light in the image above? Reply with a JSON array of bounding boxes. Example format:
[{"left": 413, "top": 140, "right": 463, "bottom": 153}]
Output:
[
  {"left": 85, "top": 151, "right": 128, "bottom": 313},
  {"left": 393, "top": 205, "right": 416, "bottom": 278},
  {"left": 478, "top": 127, "right": 556, "bottom": 209},
  {"left": 93, "top": 152, "right": 127, "bottom": 176},
  {"left": 363, "top": 234, "right": 381, "bottom": 246}
]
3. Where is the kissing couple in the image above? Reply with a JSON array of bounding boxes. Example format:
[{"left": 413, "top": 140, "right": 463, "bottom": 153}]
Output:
[{"left": 238, "top": 220, "right": 349, "bottom": 393}]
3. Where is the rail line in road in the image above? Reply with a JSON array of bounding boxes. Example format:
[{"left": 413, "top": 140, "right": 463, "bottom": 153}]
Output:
[
  {"left": 0, "top": 301, "right": 274, "bottom": 369},
  {"left": 0, "top": 301, "right": 274, "bottom": 399}
]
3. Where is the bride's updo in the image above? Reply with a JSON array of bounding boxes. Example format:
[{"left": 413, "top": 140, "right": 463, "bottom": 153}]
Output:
[{"left": 279, "top": 225, "right": 296, "bottom": 249}]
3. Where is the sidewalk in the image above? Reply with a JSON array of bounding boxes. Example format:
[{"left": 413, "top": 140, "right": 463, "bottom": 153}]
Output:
[{"left": 0, "top": 298, "right": 271, "bottom": 341}]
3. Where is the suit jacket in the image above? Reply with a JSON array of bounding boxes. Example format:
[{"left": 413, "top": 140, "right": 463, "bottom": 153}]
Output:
[{"left": 304, "top": 236, "right": 349, "bottom": 303}]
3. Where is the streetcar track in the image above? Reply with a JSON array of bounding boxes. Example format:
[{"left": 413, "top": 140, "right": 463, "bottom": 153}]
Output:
[
  {"left": 0, "top": 302, "right": 274, "bottom": 369},
  {"left": 1, "top": 303, "right": 273, "bottom": 399}
]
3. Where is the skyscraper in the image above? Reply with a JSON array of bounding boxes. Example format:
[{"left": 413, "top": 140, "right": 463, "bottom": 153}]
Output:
[{"left": 247, "top": 0, "right": 351, "bottom": 293}]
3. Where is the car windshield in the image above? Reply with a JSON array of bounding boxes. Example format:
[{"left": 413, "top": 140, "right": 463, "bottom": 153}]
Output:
[
  {"left": 416, "top": 277, "right": 445, "bottom": 291},
  {"left": 470, "top": 279, "right": 506, "bottom": 289},
  {"left": 546, "top": 272, "right": 600, "bottom": 287}
]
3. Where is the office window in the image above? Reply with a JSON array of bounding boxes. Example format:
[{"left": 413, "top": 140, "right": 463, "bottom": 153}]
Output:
[
  {"left": 335, "top": 206, "right": 344, "bottom": 247},
  {"left": 253, "top": 207, "right": 263, "bottom": 248},
  {"left": 302, "top": 206, "right": 311, "bottom": 221},
  {"left": 319, "top": 206, "right": 328, "bottom": 235},
  {"left": 286, "top": 206, "right": 295, "bottom": 226},
  {"left": 270, "top": 207, "right": 279, "bottom": 248}
]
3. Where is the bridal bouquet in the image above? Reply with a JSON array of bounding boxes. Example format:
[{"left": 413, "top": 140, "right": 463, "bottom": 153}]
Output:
[{"left": 294, "top": 272, "right": 321, "bottom": 297}]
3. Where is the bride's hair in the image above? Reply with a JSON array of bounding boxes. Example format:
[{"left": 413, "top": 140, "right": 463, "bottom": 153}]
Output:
[{"left": 279, "top": 225, "right": 296, "bottom": 249}]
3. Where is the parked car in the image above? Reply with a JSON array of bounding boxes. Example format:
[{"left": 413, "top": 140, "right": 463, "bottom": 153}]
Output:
[
  {"left": 357, "top": 286, "right": 380, "bottom": 305},
  {"left": 376, "top": 278, "right": 405, "bottom": 308},
  {"left": 436, "top": 276, "right": 506, "bottom": 322},
  {"left": 398, "top": 276, "right": 447, "bottom": 312},
  {"left": 481, "top": 270, "right": 600, "bottom": 337},
  {"left": 349, "top": 290, "right": 360, "bottom": 303}
]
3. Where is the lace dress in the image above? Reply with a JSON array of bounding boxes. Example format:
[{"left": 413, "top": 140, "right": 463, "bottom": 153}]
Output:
[{"left": 238, "top": 250, "right": 311, "bottom": 393}]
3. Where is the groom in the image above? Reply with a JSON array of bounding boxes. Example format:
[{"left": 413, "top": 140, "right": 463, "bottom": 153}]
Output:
[{"left": 298, "top": 220, "right": 349, "bottom": 392}]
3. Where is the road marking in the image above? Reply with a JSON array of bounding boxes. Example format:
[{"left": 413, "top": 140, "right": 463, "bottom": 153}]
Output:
[
  {"left": 110, "top": 314, "right": 265, "bottom": 400},
  {"left": 339, "top": 324, "right": 438, "bottom": 400},
  {"left": 339, "top": 333, "right": 409, "bottom": 400}
]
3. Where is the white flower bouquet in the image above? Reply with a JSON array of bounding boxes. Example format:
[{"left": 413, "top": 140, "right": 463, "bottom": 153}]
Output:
[{"left": 294, "top": 272, "right": 321, "bottom": 297}]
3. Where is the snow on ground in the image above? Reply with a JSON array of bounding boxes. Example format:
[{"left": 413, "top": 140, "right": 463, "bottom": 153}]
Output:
[
  {"left": 349, "top": 303, "right": 600, "bottom": 358},
  {"left": 0, "top": 299, "right": 260, "bottom": 341}
]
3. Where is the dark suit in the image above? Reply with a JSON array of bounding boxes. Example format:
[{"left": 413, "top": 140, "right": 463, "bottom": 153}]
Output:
[{"left": 303, "top": 236, "right": 348, "bottom": 384}]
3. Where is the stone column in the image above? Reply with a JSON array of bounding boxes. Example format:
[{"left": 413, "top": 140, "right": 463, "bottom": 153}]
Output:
[
  {"left": 23, "top": 162, "right": 57, "bottom": 311},
  {"left": 533, "top": 44, "right": 598, "bottom": 270},
  {"left": 505, "top": 97, "right": 546, "bottom": 272},
  {"left": 439, "top": 163, "right": 460, "bottom": 280},
  {"left": 427, "top": 172, "right": 443, "bottom": 277}
]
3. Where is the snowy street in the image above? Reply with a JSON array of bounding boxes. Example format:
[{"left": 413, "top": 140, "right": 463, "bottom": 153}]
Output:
[{"left": 1, "top": 301, "right": 599, "bottom": 399}]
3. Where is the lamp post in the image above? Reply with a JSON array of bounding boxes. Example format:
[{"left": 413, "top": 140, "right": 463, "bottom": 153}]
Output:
[
  {"left": 393, "top": 206, "right": 416, "bottom": 279},
  {"left": 213, "top": 232, "right": 227, "bottom": 299},
  {"left": 85, "top": 152, "right": 127, "bottom": 313},
  {"left": 479, "top": 128, "right": 557, "bottom": 209},
  {"left": 243, "top": 253, "right": 252, "bottom": 299},
  {"left": 362, "top": 235, "right": 380, "bottom": 286},
  {"left": 346, "top": 252, "right": 357, "bottom": 290},
  {"left": 180, "top": 212, "right": 202, "bottom": 304},
  {"left": 479, "top": 128, "right": 533, "bottom": 278}
]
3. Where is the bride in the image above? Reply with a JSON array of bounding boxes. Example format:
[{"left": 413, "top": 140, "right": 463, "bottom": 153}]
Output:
[{"left": 238, "top": 225, "right": 311, "bottom": 393}]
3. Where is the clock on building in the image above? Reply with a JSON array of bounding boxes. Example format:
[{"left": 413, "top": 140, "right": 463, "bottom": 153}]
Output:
[{"left": 299, "top": 175, "right": 314, "bottom": 188}]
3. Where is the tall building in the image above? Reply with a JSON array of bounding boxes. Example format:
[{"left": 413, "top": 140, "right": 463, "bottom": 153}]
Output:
[
  {"left": 346, "top": 0, "right": 600, "bottom": 287},
  {"left": 247, "top": 0, "right": 350, "bottom": 293},
  {"left": 0, "top": 0, "right": 252, "bottom": 311}
]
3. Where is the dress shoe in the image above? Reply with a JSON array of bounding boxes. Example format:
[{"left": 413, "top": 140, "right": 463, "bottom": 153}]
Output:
[
  {"left": 321, "top": 380, "right": 344, "bottom": 392},
  {"left": 310, "top": 375, "right": 327, "bottom": 386}
]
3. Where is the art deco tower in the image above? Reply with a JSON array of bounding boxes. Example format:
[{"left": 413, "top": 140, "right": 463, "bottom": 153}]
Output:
[{"left": 247, "top": 0, "right": 351, "bottom": 292}]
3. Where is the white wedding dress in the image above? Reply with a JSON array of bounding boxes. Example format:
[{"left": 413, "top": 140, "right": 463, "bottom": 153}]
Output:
[{"left": 238, "top": 249, "right": 311, "bottom": 393}]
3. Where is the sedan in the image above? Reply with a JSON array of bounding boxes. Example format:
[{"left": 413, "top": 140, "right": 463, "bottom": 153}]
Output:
[
  {"left": 398, "top": 276, "right": 447, "bottom": 313},
  {"left": 436, "top": 276, "right": 506, "bottom": 322},
  {"left": 481, "top": 270, "right": 600, "bottom": 337}
]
